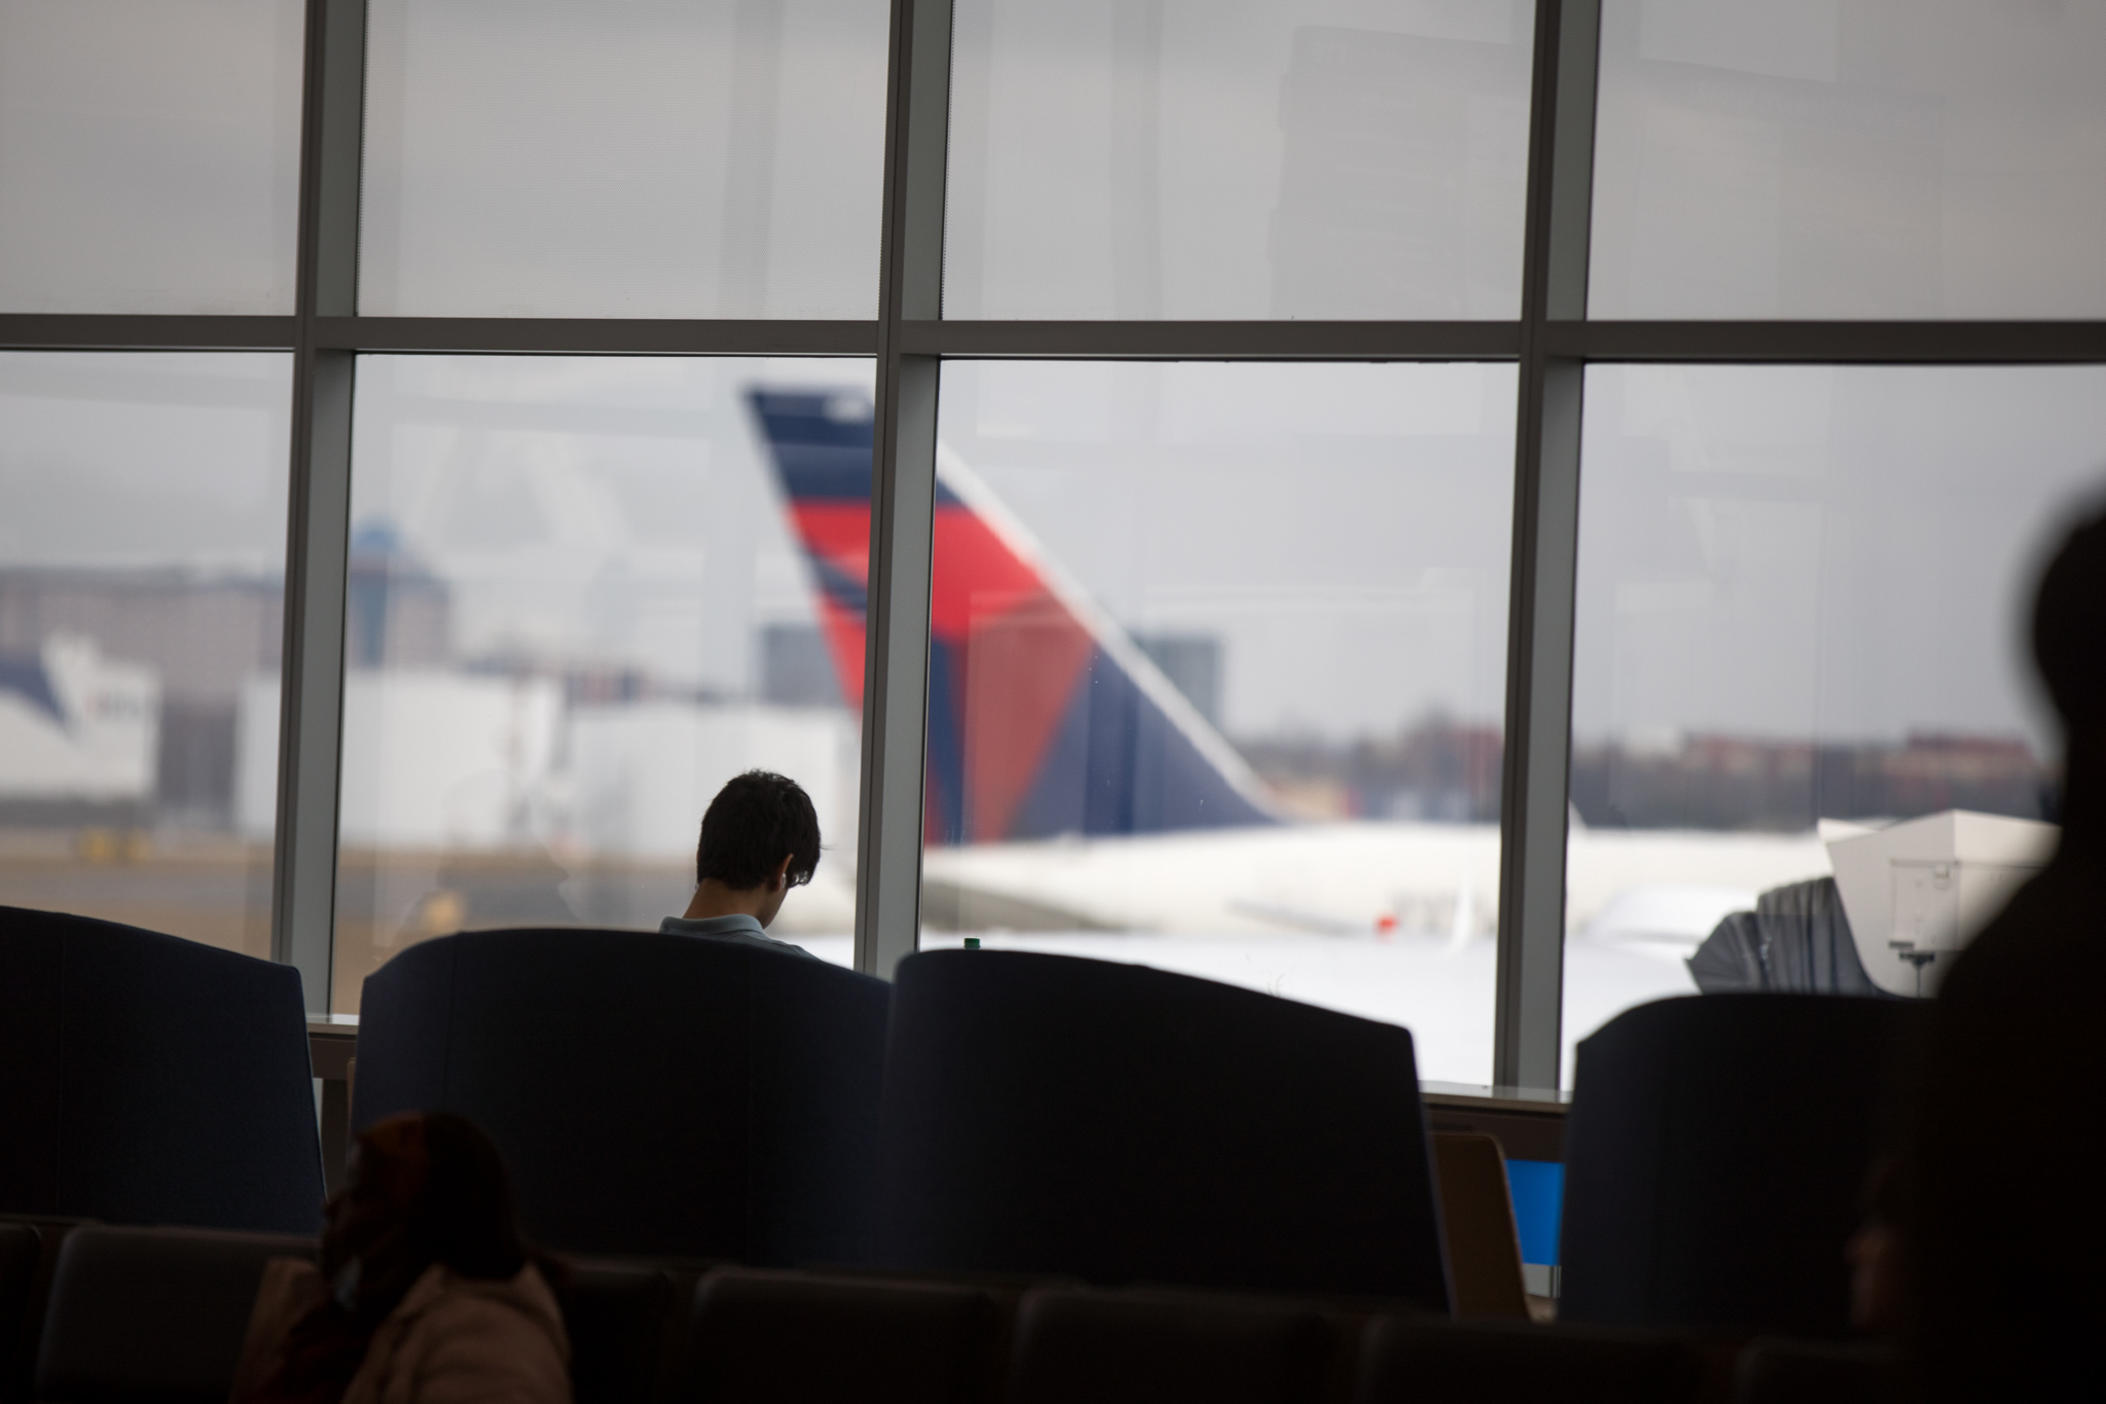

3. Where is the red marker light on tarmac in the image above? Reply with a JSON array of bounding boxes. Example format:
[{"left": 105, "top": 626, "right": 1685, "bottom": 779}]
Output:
[{"left": 1375, "top": 913, "right": 1398, "bottom": 937}]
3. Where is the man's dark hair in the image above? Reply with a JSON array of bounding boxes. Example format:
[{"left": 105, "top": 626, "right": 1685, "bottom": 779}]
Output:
[{"left": 696, "top": 770, "right": 821, "bottom": 890}]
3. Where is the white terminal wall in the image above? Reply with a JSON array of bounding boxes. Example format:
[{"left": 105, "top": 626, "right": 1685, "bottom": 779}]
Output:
[
  {"left": 237, "top": 676, "right": 856, "bottom": 866},
  {"left": 238, "top": 671, "right": 562, "bottom": 848}
]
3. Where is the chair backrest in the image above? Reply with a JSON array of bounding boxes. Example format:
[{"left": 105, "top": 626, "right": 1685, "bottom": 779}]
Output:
[
  {"left": 33, "top": 1225, "right": 313, "bottom": 1404},
  {"left": 1007, "top": 1288, "right": 1347, "bottom": 1404},
  {"left": 0, "top": 906, "right": 323, "bottom": 1234},
  {"left": 555, "top": 1259, "right": 695, "bottom": 1404},
  {"left": 1734, "top": 1338, "right": 1903, "bottom": 1404},
  {"left": 0, "top": 1222, "right": 44, "bottom": 1404},
  {"left": 1559, "top": 994, "right": 1923, "bottom": 1333},
  {"left": 352, "top": 928, "right": 890, "bottom": 1263},
  {"left": 1355, "top": 1318, "right": 1704, "bottom": 1404},
  {"left": 1429, "top": 1133, "right": 1529, "bottom": 1320},
  {"left": 678, "top": 1267, "right": 1000, "bottom": 1404},
  {"left": 874, "top": 950, "right": 1449, "bottom": 1308}
]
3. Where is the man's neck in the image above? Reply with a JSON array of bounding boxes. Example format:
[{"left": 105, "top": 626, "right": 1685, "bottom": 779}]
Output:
[{"left": 682, "top": 880, "right": 771, "bottom": 924}]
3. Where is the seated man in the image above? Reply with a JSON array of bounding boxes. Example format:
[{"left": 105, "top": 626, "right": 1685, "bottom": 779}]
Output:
[{"left": 660, "top": 769, "right": 822, "bottom": 960}]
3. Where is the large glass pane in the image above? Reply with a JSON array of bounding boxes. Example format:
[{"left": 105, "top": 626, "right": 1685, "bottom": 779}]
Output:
[
  {"left": 945, "top": 0, "right": 1534, "bottom": 319},
  {"left": 0, "top": 352, "right": 293, "bottom": 955},
  {"left": 330, "top": 356, "right": 870, "bottom": 1011},
  {"left": 0, "top": 0, "right": 303, "bottom": 314},
  {"left": 1591, "top": 1, "right": 2106, "bottom": 318},
  {"left": 360, "top": 0, "right": 888, "bottom": 318},
  {"left": 1564, "top": 364, "right": 2106, "bottom": 1080},
  {"left": 872, "top": 361, "right": 1513, "bottom": 1083}
]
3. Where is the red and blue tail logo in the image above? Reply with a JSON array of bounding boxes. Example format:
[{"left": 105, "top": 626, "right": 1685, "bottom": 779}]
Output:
[{"left": 748, "top": 388, "right": 1276, "bottom": 845}]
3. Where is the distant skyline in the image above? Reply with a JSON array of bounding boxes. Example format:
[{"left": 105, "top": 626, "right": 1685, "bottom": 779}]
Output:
[{"left": 6, "top": 351, "right": 2104, "bottom": 760}]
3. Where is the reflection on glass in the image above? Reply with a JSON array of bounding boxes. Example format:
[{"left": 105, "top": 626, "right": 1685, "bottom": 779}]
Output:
[
  {"left": 0, "top": 353, "right": 293, "bottom": 954},
  {"left": 360, "top": 0, "right": 887, "bottom": 317},
  {"left": 866, "top": 362, "right": 1509, "bottom": 1082},
  {"left": 330, "top": 356, "right": 871, "bottom": 1010},
  {"left": 1564, "top": 364, "right": 2106, "bottom": 1079},
  {"left": 0, "top": 0, "right": 302, "bottom": 314},
  {"left": 945, "top": 0, "right": 1534, "bottom": 319},
  {"left": 1591, "top": 1, "right": 2106, "bottom": 318}
]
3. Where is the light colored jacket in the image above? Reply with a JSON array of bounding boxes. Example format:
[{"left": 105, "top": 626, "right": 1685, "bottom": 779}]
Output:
[{"left": 232, "top": 1258, "right": 573, "bottom": 1404}]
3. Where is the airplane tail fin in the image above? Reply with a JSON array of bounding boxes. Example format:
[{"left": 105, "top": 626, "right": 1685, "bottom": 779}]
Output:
[{"left": 747, "top": 387, "right": 1277, "bottom": 845}]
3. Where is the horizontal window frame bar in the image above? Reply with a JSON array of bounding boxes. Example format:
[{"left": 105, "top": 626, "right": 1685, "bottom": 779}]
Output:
[
  {"left": 311, "top": 317, "right": 880, "bottom": 356},
  {"left": 901, "top": 320, "right": 1523, "bottom": 359},
  {"left": 9, "top": 315, "right": 2106, "bottom": 365},
  {"left": 0, "top": 315, "right": 299, "bottom": 351},
  {"left": 1553, "top": 320, "right": 2106, "bottom": 363}
]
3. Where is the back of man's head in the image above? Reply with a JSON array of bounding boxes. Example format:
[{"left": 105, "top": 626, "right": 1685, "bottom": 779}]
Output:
[
  {"left": 2033, "top": 502, "right": 2106, "bottom": 739},
  {"left": 696, "top": 770, "right": 821, "bottom": 891}
]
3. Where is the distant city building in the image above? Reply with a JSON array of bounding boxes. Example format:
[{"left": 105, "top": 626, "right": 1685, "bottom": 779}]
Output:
[
  {"left": 1566, "top": 731, "right": 2050, "bottom": 830},
  {"left": 346, "top": 521, "right": 452, "bottom": 669},
  {"left": 0, "top": 565, "right": 281, "bottom": 706},
  {"left": 1242, "top": 715, "right": 1502, "bottom": 823},
  {"left": 1241, "top": 719, "right": 2052, "bottom": 832},
  {"left": 0, "top": 536, "right": 454, "bottom": 827},
  {"left": 0, "top": 565, "right": 286, "bottom": 824}
]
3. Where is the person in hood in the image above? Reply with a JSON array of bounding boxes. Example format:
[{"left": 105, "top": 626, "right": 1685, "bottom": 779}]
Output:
[{"left": 231, "top": 1111, "right": 570, "bottom": 1404}]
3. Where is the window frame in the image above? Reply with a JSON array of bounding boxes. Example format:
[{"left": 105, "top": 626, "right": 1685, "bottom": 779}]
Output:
[{"left": 5, "top": 0, "right": 2105, "bottom": 1089}]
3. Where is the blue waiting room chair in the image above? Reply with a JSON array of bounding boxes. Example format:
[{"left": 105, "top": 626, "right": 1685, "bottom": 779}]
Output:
[{"left": 0, "top": 906, "right": 323, "bottom": 1235}]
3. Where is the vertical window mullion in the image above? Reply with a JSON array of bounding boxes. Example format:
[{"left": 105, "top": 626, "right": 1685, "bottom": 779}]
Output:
[
  {"left": 272, "top": 0, "right": 366, "bottom": 1016},
  {"left": 856, "top": 0, "right": 954, "bottom": 978},
  {"left": 1495, "top": 0, "right": 1600, "bottom": 1089}
]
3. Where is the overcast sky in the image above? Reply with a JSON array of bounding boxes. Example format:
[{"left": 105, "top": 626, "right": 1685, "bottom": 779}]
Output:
[{"left": 5, "top": 0, "right": 2106, "bottom": 754}]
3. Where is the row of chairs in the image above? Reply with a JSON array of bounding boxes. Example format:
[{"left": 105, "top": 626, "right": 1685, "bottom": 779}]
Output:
[
  {"left": 0, "top": 904, "right": 1923, "bottom": 1336},
  {"left": 2, "top": 1220, "right": 1900, "bottom": 1404}
]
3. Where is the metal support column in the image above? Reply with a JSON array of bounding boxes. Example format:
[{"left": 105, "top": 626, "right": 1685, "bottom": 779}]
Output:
[
  {"left": 271, "top": 0, "right": 367, "bottom": 1012},
  {"left": 1494, "top": 0, "right": 1601, "bottom": 1089},
  {"left": 854, "top": 0, "right": 953, "bottom": 979}
]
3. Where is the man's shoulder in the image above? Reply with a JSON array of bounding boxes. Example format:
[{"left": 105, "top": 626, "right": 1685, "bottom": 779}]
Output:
[
  {"left": 658, "top": 915, "right": 819, "bottom": 960},
  {"left": 724, "top": 930, "right": 824, "bottom": 961}
]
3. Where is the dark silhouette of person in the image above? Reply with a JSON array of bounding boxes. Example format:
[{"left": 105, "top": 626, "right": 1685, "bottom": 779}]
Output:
[
  {"left": 1902, "top": 505, "right": 2106, "bottom": 1401},
  {"left": 231, "top": 1112, "right": 571, "bottom": 1404}
]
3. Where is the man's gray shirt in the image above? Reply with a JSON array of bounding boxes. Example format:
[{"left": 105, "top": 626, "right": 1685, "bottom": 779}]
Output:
[{"left": 658, "top": 912, "right": 819, "bottom": 960}]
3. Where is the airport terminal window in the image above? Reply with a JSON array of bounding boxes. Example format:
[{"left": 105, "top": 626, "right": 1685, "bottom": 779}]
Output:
[
  {"left": 0, "top": 0, "right": 303, "bottom": 314},
  {"left": 943, "top": 0, "right": 1534, "bottom": 319},
  {"left": 1562, "top": 363, "right": 2106, "bottom": 1081},
  {"left": 359, "top": 0, "right": 889, "bottom": 318},
  {"left": 328, "top": 355, "right": 870, "bottom": 1010},
  {"left": 912, "top": 360, "right": 1516, "bottom": 1083},
  {"left": 0, "top": 352, "right": 294, "bottom": 956},
  {"left": 12, "top": 3, "right": 2106, "bottom": 1092},
  {"left": 1590, "top": 0, "right": 2106, "bottom": 318}
]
